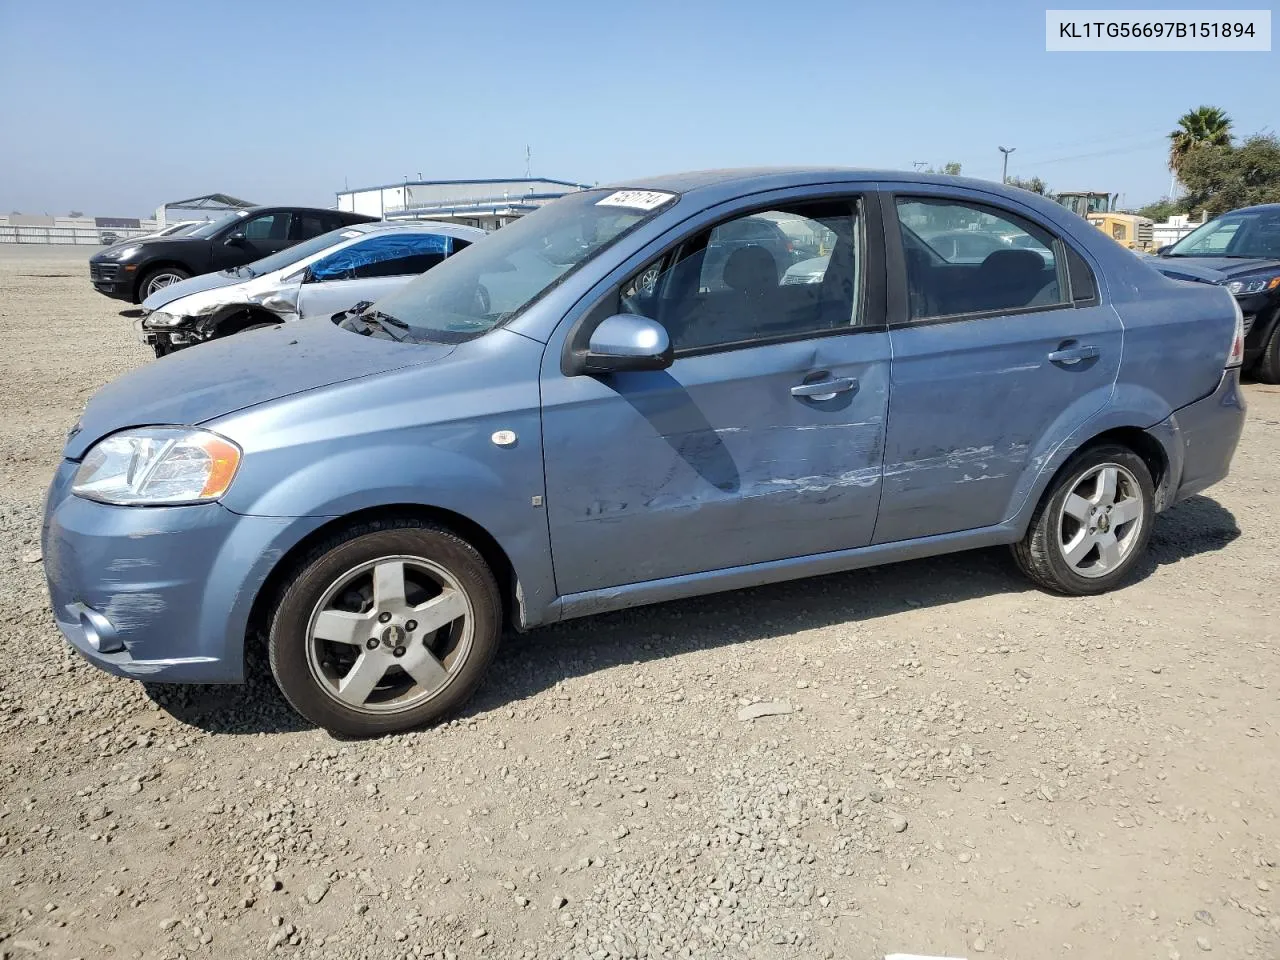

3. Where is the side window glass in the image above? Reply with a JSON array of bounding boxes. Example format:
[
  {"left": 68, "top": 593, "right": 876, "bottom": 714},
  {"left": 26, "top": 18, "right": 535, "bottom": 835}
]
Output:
[
  {"left": 297, "top": 214, "right": 327, "bottom": 241},
  {"left": 242, "top": 213, "right": 291, "bottom": 242},
  {"left": 310, "top": 234, "right": 450, "bottom": 282},
  {"left": 449, "top": 238, "right": 472, "bottom": 255},
  {"left": 896, "top": 198, "right": 1063, "bottom": 320},
  {"left": 620, "top": 200, "right": 861, "bottom": 352}
]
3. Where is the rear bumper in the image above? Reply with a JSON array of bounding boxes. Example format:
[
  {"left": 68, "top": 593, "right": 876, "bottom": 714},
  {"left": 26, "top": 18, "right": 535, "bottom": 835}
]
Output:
[{"left": 1168, "top": 367, "right": 1246, "bottom": 503}]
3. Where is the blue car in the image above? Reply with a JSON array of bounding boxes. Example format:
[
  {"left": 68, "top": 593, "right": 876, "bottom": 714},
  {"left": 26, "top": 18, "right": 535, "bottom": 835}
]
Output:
[{"left": 44, "top": 170, "right": 1247, "bottom": 735}]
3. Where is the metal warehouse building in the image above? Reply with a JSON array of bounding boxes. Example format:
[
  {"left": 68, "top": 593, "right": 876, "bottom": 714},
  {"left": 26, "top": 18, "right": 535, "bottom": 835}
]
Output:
[{"left": 336, "top": 178, "right": 591, "bottom": 231}]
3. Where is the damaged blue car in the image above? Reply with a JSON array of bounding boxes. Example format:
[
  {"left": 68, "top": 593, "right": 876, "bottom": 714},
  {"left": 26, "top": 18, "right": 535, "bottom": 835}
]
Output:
[{"left": 44, "top": 169, "right": 1246, "bottom": 735}]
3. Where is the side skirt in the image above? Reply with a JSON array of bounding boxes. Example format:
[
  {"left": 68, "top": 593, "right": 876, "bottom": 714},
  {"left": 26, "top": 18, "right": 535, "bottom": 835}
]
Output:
[{"left": 548, "top": 522, "right": 1020, "bottom": 622}]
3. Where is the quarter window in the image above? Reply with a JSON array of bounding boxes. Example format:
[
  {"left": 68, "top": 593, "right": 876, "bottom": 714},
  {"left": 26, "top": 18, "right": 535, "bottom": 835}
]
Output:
[
  {"left": 896, "top": 198, "right": 1064, "bottom": 320},
  {"left": 620, "top": 200, "right": 862, "bottom": 352}
]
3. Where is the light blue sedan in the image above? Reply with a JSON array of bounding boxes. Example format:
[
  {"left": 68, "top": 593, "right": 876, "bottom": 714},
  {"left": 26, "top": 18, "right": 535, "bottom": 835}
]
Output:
[{"left": 44, "top": 169, "right": 1246, "bottom": 735}]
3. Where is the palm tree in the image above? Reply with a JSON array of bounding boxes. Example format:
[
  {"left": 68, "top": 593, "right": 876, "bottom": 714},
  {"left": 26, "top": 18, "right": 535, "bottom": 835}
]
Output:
[{"left": 1169, "top": 106, "right": 1233, "bottom": 176}]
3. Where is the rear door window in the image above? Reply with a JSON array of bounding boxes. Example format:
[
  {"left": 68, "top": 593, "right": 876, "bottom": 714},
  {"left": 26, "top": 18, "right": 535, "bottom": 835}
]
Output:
[{"left": 896, "top": 197, "right": 1064, "bottom": 320}]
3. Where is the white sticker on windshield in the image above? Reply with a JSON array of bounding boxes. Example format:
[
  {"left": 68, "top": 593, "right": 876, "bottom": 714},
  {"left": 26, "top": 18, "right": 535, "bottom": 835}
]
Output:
[
  {"left": 340, "top": 230, "right": 362, "bottom": 238},
  {"left": 595, "top": 190, "right": 675, "bottom": 211}
]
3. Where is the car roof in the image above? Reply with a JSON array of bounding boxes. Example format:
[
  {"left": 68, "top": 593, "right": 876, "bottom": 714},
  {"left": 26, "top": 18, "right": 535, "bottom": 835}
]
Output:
[
  {"left": 1220, "top": 203, "right": 1280, "bottom": 215},
  {"left": 344, "top": 221, "right": 488, "bottom": 239},
  {"left": 605, "top": 167, "right": 1010, "bottom": 196}
]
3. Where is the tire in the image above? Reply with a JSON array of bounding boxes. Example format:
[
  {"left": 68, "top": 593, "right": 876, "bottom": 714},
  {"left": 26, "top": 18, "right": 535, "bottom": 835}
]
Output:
[
  {"left": 1254, "top": 314, "right": 1280, "bottom": 384},
  {"left": 268, "top": 519, "right": 502, "bottom": 736},
  {"left": 1012, "top": 443, "right": 1154, "bottom": 596},
  {"left": 137, "top": 266, "right": 190, "bottom": 302}
]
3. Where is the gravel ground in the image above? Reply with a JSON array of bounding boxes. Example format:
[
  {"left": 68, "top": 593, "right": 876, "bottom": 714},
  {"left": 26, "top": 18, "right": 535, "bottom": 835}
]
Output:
[{"left": 1, "top": 245, "right": 1277, "bottom": 960}]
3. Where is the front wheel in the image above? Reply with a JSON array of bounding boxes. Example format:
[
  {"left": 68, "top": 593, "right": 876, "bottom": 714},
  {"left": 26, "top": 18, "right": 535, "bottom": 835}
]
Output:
[
  {"left": 1253, "top": 313, "right": 1280, "bottom": 384},
  {"left": 137, "top": 266, "right": 190, "bottom": 302},
  {"left": 268, "top": 520, "right": 502, "bottom": 736},
  {"left": 1012, "top": 444, "right": 1154, "bottom": 595}
]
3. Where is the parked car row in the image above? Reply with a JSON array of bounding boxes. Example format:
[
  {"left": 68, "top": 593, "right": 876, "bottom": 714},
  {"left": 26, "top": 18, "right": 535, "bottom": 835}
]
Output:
[
  {"left": 138, "top": 221, "right": 485, "bottom": 357},
  {"left": 50, "top": 169, "right": 1245, "bottom": 736},
  {"left": 89, "top": 206, "right": 377, "bottom": 303}
]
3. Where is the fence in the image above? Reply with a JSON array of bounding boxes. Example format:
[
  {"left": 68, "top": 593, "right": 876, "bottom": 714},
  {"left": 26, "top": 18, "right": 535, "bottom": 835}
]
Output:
[{"left": 0, "top": 225, "right": 157, "bottom": 246}]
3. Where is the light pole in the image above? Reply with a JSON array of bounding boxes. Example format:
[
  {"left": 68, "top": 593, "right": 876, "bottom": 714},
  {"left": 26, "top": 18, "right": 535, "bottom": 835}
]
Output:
[{"left": 999, "top": 146, "right": 1016, "bottom": 184}]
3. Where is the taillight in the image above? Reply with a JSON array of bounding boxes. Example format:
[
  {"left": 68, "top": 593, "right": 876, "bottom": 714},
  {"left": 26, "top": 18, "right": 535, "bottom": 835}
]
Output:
[{"left": 1226, "top": 294, "right": 1245, "bottom": 368}]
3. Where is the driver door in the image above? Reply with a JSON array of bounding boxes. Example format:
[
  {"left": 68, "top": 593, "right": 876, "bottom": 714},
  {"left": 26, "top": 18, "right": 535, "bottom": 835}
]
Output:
[{"left": 540, "top": 193, "right": 891, "bottom": 596}]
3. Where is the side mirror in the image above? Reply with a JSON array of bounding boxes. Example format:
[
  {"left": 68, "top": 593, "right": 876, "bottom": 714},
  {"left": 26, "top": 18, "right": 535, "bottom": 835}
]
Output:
[
  {"left": 225, "top": 232, "right": 246, "bottom": 246},
  {"left": 580, "top": 314, "right": 673, "bottom": 374},
  {"left": 1155, "top": 245, "right": 1171, "bottom": 256}
]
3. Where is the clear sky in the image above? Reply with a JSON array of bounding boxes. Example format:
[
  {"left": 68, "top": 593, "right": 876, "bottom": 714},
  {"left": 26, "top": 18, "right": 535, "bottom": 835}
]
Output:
[{"left": 1, "top": 0, "right": 1275, "bottom": 217}]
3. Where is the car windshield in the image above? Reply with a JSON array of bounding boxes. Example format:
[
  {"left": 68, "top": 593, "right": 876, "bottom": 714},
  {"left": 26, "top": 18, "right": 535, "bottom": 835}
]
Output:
[
  {"left": 239, "top": 227, "right": 366, "bottom": 278},
  {"left": 1167, "top": 209, "right": 1280, "bottom": 259},
  {"left": 187, "top": 212, "right": 248, "bottom": 240},
  {"left": 368, "top": 188, "right": 676, "bottom": 343}
]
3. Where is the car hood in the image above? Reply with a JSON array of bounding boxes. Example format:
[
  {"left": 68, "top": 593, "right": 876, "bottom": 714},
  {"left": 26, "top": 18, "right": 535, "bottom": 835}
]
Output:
[
  {"left": 141, "top": 269, "right": 246, "bottom": 311},
  {"left": 64, "top": 318, "right": 454, "bottom": 459},
  {"left": 1155, "top": 255, "right": 1280, "bottom": 280},
  {"left": 1141, "top": 255, "right": 1227, "bottom": 285}
]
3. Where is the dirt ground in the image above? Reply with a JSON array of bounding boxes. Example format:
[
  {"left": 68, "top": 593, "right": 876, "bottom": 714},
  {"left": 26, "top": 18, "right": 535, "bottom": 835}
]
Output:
[{"left": 0, "top": 244, "right": 1276, "bottom": 960}]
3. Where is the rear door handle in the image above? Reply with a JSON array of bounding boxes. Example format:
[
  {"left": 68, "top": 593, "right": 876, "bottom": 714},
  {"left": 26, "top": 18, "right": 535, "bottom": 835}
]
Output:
[
  {"left": 1048, "top": 344, "right": 1099, "bottom": 365},
  {"left": 791, "top": 377, "right": 858, "bottom": 399}
]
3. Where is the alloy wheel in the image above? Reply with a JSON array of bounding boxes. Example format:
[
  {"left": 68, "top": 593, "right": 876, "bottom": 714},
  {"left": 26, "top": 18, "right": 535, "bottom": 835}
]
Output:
[
  {"left": 304, "top": 555, "right": 474, "bottom": 715},
  {"left": 1056, "top": 462, "right": 1145, "bottom": 579}
]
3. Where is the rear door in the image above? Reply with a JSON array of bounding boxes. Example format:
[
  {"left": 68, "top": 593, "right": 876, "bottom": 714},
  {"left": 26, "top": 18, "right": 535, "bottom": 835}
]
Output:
[
  {"left": 873, "top": 186, "right": 1121, "bottom": 543},
  {"left": 295, "top": 232, "right": 452, "bottom": 319}
]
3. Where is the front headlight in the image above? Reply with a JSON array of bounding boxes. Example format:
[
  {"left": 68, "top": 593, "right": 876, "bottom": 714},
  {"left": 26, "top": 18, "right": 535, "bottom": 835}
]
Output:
[
  {"left": 72, "top": 428, "right": 241, "bottom": 505},
  {"left": 1226, "top": 275, "right": 1280, "bottom": 296},
  {"left": 144, "top": 310, "right": 183, "bottom": 327},
  {"left": 107, "top": 246, "right": 139, "bottom": 261}
]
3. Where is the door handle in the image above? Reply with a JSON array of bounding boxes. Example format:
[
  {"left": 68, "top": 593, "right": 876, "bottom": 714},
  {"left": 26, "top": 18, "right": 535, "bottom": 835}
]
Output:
[
  {"left": 1047, "top": 344, "right": 1099, "bottom": 366},
  {"left": 791, "top": 377, "right": 858, "bottom": 399}
]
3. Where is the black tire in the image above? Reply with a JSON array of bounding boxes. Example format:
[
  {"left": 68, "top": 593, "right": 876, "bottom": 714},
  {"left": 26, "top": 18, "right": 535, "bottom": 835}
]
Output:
[
  {"left": 268, "top": 519, "right": 502, "bottom": 736},
  {"left": 1012, "top": 443, "right": 1154, "bottom": 596},
  {"left": 136, "top": 266, "right": 190, "bottom": 303},
  {"left": 1253, "top": 313, "right": 1280, "bottom": 384}
]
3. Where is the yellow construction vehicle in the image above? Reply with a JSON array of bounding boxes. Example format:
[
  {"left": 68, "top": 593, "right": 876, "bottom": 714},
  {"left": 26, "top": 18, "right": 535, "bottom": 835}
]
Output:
[{"left": 1054, "top": 191, "right": 1155, "bottom": 252}]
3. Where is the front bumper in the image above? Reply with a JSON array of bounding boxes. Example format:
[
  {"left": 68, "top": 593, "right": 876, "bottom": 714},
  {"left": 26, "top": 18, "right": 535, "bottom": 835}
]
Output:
[
  {"left": 1236, "top": 292, "right": 1275, "bottom": 364},
  {"left": 41, "top": 460, "right": 327, "bottom": 684},
  {"left": 89, "top": 260, "right": 137, "bottom": 301},
  {"left": 134, "top": 317, "right": 198, "bottom": 354},
  {"left": 1169, "top": 367, "right": 1246, "bottom": 503}
]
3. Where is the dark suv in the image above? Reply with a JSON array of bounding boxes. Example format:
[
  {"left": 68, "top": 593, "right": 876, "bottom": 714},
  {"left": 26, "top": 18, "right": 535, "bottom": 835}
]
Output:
[
  {"left": 88, "top": 206, "right": 378, "bottom": 303},
  {"left": 1155, "top": 203, "right": 1280, "bottom": 381}
]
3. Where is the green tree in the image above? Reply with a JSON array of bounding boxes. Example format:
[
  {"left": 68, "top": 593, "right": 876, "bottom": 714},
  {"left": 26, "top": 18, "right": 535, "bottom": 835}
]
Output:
[
  {"left": 926, "top": 162, "right": 962, "bottom": 176},
  {"left": 1168, "top": 106, "right": 1233, "bottom": 178},
  {"left": 1178, "top": 134, "right": 1280, "bottom": 216},
  {"left": 1133, "top": 198, "right": 1181, "bottom": 221},
  {"left": 1006, "top": 175, "right": 1049, "bottom": 196}
]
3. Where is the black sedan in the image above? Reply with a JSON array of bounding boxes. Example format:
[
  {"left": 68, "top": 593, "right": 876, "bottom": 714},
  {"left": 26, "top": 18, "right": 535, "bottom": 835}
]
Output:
[
  {"left": 88, "top": 206, "right": 377, "bottom": 303},
  {"left": 1155, "top": 202, "right": 1280, "bottom": 381}
]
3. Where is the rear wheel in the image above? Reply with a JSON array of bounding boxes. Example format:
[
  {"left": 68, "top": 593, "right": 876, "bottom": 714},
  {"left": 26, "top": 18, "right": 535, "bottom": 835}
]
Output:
[
  {"left": 268, "top": 520, "right": 501, "bottom": 736},
  {"left": 138, "top": 266, "right": 190, "bottom": 302},
  {"left": 1012, "top": 444, "right": 1154, "bottom": 595}
]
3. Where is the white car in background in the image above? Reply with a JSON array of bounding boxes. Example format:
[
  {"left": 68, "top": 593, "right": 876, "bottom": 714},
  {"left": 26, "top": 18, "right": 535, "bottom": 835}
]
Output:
[{"left": 138, "top": 221, "right": 486, "bottom": 356}]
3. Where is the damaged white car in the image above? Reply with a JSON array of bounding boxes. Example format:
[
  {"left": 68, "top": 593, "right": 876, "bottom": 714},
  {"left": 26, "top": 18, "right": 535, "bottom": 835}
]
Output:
[{"left": 137, "top": 221, "right": 486, "bottom": 357}]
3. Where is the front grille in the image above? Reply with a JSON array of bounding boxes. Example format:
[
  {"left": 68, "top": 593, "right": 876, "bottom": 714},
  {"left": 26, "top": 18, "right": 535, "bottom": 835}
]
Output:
[
  {"left": 90, "top": 262, "right": 119, "bottom": 282},
  {"left": 1243, "top": 313, "right": 1256, "bottom": 336}
]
